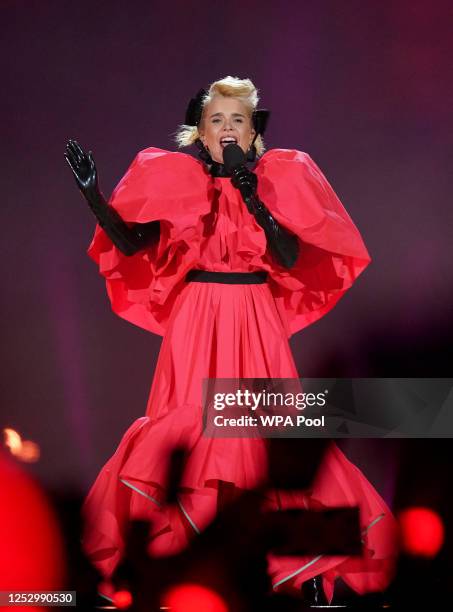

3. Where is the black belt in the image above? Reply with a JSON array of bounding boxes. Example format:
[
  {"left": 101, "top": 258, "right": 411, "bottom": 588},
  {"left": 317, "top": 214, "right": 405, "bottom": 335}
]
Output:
[{"left": 185, "top": 270, "right": 268, "bottom": 284}]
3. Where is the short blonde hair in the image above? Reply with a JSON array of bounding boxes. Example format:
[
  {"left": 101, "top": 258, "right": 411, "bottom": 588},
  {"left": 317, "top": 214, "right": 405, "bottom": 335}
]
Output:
[{"left": 174, "top": 75, "right": 266, "bottom": 157}]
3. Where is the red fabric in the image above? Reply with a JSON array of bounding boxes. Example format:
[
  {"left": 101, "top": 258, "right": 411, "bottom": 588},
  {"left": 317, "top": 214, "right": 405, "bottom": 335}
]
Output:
[
  {"left": 82, "top": 147, "right": 397, "bottom": 604},
  {"left": 87, "top": 147, "right": 371, "bottom": 337}
]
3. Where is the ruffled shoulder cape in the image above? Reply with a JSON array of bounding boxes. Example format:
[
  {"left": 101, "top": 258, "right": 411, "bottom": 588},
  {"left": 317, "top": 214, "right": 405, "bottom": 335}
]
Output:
[{"left": 87, "top": 147, "right": 371, "bottom": 337}]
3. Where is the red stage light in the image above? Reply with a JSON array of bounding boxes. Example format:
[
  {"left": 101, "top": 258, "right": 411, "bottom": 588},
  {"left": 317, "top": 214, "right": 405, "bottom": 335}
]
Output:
[
  {"left": 0, "top": 450, "right": 66, "bottom": 610},
  {"left": 398, "top": 506, "right": 444, "bottom": 558},
  {"left": 113, "top": 589, "right": 133, "bottom": 609},
  {"left": 161, "top": 583, "right": 228, "bottom": 612}
]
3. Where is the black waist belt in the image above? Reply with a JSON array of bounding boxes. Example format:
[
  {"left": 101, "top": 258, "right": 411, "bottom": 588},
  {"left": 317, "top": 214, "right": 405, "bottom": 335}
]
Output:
[{"left": 185, "top": 270, "right": 268, "bottom": 284}]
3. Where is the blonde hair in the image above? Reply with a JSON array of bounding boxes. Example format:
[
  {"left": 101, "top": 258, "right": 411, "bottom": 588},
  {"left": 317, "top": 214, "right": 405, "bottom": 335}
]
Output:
[{"left": 174, "top": 75, "right": 266, "bottom": 156}]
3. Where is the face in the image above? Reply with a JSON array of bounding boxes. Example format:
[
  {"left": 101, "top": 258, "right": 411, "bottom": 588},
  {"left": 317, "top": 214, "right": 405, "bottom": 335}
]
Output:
[{"left": 198, "top": 96, "right": 256, "bottom": 164}]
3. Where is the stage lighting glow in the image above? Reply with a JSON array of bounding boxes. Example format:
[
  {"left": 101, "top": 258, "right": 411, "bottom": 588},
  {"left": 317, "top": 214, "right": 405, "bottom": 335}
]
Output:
[
  {"left": 112, "top": 589, "right": 133, "bottom": 609},
  {"left": 161, "top": 583, "right": 228, "bottom": 612},
  {"left": 398, "top": 506, "right": 444, "bottom": 558},
  {"left": 0, "top": 450, "right": 65, "bottom": 593},
  {"left": 3, "top": 428, "right": 40, "bottom": 462}
]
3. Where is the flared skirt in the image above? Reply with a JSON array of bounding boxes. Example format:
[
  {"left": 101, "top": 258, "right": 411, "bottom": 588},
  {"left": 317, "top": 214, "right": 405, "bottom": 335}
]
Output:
[{"left": 82, "top": 280, "right": 397, "bottom": 602}]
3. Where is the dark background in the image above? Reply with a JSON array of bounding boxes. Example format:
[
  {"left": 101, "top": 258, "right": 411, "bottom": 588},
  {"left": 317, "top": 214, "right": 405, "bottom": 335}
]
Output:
[{"left": 1, "top": 0, "right": 451, "bottom": 504}]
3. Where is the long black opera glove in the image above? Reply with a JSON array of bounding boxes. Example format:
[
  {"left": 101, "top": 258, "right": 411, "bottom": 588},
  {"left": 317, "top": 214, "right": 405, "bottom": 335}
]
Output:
[
  {"left": 85, "top": 194, "right": 160, "bottom": 257},
  {"left": 230, "top": 166, "right": 300, "bottom": 269},
  {"left": 64, "top": 139, "right": 160, "bottom": 256}
]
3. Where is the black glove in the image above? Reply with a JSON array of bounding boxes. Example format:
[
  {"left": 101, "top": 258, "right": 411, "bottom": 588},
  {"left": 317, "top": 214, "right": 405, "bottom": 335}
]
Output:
[
  {"left": 230, "top": 165, "right": 258, "bottom": 211},
  {"left": 230, "top": 166, "right": 299, "bottom": 269},
  {"left": 64, "top": 139, "right": 160, "bottom": 256}
]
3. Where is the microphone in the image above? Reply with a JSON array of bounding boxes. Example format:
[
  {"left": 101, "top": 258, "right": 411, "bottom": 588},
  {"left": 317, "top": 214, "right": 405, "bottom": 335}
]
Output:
[
  {"left": 223, "top": 144, "right": 255, "bottom": 201},
  {"left": 222, "top": 142, "right": 245, "bottom": 172}
]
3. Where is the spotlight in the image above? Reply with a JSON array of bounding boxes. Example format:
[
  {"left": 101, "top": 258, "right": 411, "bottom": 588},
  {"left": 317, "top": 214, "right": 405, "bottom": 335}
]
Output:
[
  {"left": 161, "top": 583, "right": 228, "bottom": 612},
  {"left": 112, "top": 589, "right": 133, "bottom": 609},
  {"left": 398, "top": 506, "right": 444, "bottom": 558}
]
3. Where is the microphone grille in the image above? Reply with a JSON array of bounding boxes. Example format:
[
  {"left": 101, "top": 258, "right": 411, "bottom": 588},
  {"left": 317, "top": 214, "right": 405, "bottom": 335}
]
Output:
[{"left": 223, "top": 144, "right": 246, "bottom": 173}]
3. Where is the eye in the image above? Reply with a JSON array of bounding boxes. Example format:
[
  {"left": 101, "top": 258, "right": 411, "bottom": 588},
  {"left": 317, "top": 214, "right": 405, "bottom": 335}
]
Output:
[
  {"left": 235, "top": 118, "right": 244, "bottom": 123},
  {"left": 212, "top": 118, "right": 221, "bottom": 123}
]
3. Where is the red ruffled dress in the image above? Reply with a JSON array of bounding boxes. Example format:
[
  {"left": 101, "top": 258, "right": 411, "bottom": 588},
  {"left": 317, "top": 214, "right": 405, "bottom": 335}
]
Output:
[{"left": 82, "top": 147, "right": 398, "bottom": 603}]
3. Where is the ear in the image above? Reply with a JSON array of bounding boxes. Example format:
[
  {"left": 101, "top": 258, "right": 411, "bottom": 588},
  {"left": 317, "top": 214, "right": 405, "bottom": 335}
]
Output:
[{"left": 249, "top": 116, "right": 256, "bottom": 138}]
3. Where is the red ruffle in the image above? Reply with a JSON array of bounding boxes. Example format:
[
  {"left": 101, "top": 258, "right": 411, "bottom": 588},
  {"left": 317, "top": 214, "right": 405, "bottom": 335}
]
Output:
[
  {"left": 254, "top": 149, "right": 371, "bottom": 335},
  {"left": 87, "top": 148, "right": 212, "bottom": 335},
  {"left": 87, "top": 146, "right": 371, "bottom": 337}
]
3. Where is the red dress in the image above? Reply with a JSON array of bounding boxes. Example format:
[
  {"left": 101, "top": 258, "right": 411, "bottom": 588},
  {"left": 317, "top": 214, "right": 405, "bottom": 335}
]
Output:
[{"left": 82, "top": 147, "right": 398, "bottom": 603}]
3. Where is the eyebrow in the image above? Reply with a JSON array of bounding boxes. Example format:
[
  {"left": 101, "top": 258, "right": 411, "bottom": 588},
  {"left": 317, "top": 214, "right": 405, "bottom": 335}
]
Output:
[{"left": 209, "top": 112, "right": 246, "bottom": 118}]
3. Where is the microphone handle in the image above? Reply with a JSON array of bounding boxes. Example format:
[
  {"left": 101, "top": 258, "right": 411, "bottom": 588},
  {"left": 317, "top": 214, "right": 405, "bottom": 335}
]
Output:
[{"left": 233, "top": 163, "right": 255, "bottom": 203}]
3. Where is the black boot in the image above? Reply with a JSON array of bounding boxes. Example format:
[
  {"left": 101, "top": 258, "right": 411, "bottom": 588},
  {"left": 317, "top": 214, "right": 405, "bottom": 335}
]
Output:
[{"left": 301, "top": 575, "right": 328, "bottom": 606}]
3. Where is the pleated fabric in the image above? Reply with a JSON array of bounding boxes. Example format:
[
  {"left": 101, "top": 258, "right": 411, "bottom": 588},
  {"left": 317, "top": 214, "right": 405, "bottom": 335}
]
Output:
[{"left": 82, "top": 147, "right": 397, "bottom": 603}]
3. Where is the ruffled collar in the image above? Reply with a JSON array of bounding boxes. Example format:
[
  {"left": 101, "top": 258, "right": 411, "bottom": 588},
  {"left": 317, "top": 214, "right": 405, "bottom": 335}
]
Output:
[
  {"left": 207, "top": 159, "right": 258, "bottom": 178},
  {"left": 207, "top": 160, "right": 231, "bottom": 178}
]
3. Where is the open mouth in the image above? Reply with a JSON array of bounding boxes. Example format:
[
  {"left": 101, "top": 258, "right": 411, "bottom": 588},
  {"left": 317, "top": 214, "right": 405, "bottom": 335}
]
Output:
[{"left": 220, "top": 137, "right": 238, "bottom": 148}]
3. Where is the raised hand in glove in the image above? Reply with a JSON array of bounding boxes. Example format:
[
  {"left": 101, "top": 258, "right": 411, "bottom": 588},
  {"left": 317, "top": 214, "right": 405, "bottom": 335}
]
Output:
[
  {"left": 64, "top": 139, "right": 159, "bottom": 256},
  {"left": 64, "top": 138, "right": 101, "bottom": 203},
  {"left": 230, "top": 165, "right": 300, "bottom": 269}
]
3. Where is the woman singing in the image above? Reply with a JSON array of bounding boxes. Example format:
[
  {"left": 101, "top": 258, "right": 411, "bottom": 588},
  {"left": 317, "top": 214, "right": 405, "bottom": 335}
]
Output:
[{"left": 65, "top": 76, "right": 397, "bottom": 604}]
